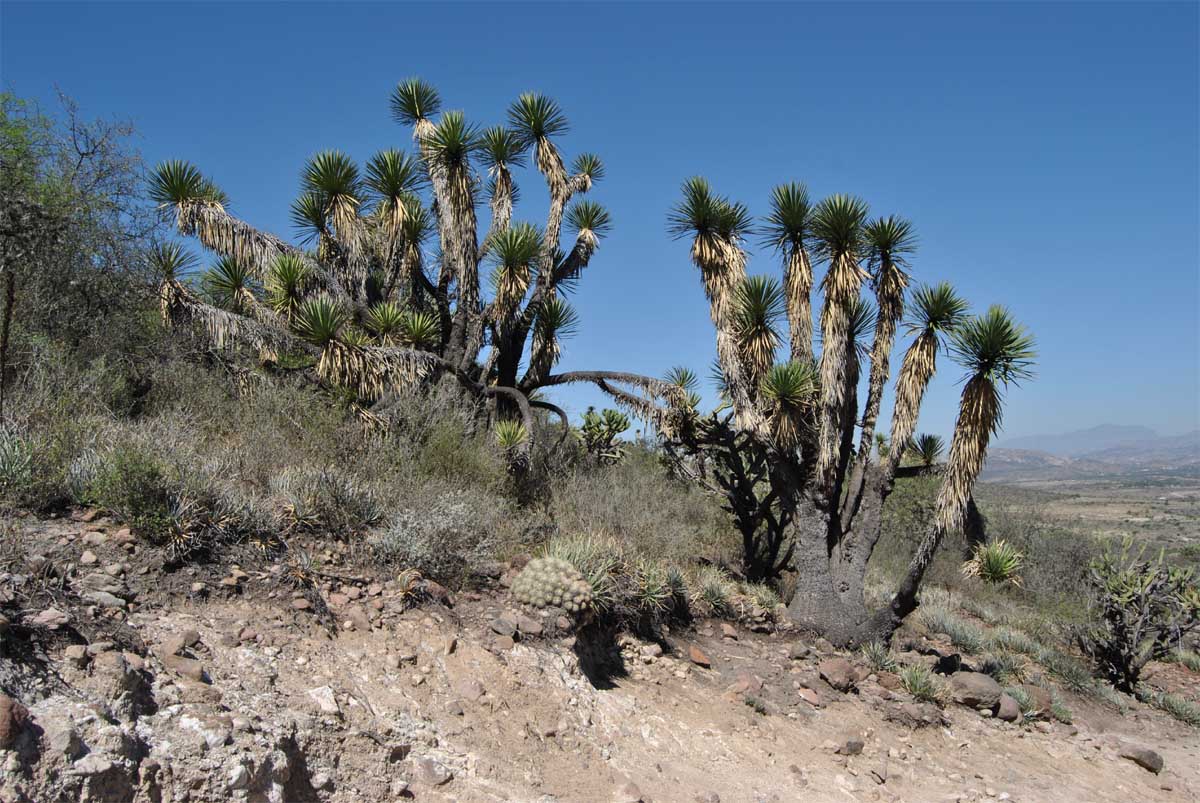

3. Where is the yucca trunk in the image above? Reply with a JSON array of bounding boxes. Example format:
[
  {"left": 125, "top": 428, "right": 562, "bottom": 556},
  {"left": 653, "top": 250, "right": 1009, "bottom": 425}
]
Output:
[
  {"left": 854, "top": 276, "right": 903, "bottom": 465},
  {"left": 814, "top": 253, "right": 865, "bottom": 496},
  {"left": 839, "top": 280, "right": 905, "bottom": 524},
  {"left": 784, "top": 246, "right": 814, "bottom": 364}
]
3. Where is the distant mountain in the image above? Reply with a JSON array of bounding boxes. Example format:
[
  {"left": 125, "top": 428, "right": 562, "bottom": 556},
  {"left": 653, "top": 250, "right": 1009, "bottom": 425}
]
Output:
[
  {"left": 997, "top": 424, "right": 1159, "bottom": 457},
  {"left": 984, "top": 426, "right": 1200, "bottom": 483}
]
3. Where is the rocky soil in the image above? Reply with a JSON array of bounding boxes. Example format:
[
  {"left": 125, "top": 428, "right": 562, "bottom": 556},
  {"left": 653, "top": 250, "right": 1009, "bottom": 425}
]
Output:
[{"left": 1, "top": 512, "right": 1198, "bottom": 802}]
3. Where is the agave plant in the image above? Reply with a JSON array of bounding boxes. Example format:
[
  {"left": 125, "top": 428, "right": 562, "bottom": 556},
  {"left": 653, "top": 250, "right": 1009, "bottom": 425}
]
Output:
[
  {"left": 908, "top": 433, "right": 945, "bottom": 467},
  {"left": 962, "top": 539, "right": 1025, "bottom": 587}
]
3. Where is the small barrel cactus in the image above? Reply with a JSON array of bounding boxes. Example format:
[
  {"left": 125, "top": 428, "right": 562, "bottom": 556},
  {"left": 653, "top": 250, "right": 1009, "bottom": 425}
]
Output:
[{"left": 512, "top": 557, "right": 593, "bottom": 614}]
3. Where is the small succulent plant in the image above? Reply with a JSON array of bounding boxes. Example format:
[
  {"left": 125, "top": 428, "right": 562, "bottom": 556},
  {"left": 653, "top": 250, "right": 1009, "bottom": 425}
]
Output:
[{"left": 512, "top": 557, "right": 593, "bottom": 614}]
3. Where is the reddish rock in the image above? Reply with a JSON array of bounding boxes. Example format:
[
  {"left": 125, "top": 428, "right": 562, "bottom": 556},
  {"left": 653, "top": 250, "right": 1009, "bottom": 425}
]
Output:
[
  {"left": 688, "top": 644, "right": 712, "bottom": 668},
  {"left": 721, "top": 623, "right": 738, "bottom": 640},
  {"left": 797, "top": 687, "right": 820, "bottom": 707},
  {"left": 996, "top": 693, "right": 1022, "bottom": 722},
  {"left": 818, "top": 658, "right": 856, "bottom": 692},
  {"left": 0, "top": 694, "right": 29, "bottom": 749}
]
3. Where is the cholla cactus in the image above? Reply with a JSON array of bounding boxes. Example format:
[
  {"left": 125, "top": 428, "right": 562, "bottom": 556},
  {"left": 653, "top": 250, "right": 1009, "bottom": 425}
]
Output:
[
  {"left": 512, "top": 557, "right": 593, "bottom": 613},
  {"left": 578, "top": 406, "right": 630, "bottom": 464}
]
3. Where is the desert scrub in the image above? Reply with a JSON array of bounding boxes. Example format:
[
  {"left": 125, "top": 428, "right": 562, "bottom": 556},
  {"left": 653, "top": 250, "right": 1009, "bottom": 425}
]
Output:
[
  {"left": 1137, "top": 688, "right": 1200, "bottom": 727},
  {"left": 511, "top": 557, "right": 593, "bottom": 613},
  {"left": 919, "top": 605, "right": 985, "bottom": 654},
  {"left": 87, "top": 443, "right": 175, "bottom": 540},
  {"left": 368, "top": 488, "right": 506, "bottom": 586},
  {"left": 899, "top": 665, "right": 945, "bottom": 704},
  {"left": 1172, "top": 649, "right": 1200, "bottom": 673},
  {"left": 741, "top": 582, "right": 781, "bottom": 612},
  {"left": 689, "top": 564, "right": 737, "bottom": 617},
  {"left": 0, "top": 423, "right": 86, "bottom": 511},
  {"left": 0, "top": 430, "right": 35, "bottom": 504},
  {"left": 980, "top": 651, "right": 1029, "bottom": 684},
  {"left": 271, "top": 466, "right": 385, "bottom": 537}
]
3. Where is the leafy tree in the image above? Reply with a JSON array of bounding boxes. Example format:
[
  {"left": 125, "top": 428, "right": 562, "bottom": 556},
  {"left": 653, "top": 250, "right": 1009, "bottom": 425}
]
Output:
[
  {"left": 148, "top": 81, "right": 662, "bottom": 467},
  {"left": 0, "top": 93, "right": 161, "bottom": 419},
  {"left": 575, "top": 179, "right": 1035, "bottom": 645}
]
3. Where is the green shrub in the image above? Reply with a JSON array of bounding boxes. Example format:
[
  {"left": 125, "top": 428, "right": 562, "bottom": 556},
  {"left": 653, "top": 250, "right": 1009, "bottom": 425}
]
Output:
[{"left": 87, "top": 443, "right": 175, "bottom": 540}]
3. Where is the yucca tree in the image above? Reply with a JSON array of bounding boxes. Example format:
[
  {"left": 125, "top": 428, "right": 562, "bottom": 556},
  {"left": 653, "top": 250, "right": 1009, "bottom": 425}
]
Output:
[
  {"left": 148, "top": 80, "right": 664, "bottom": 467},
  {"left": 572, "top": 178, "right": 1034, "bottom": 644}
]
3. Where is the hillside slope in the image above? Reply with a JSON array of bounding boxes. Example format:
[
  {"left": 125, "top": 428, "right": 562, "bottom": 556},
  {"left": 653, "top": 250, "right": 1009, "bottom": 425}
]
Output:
[{"left": 1, "top": 512, "right": 1197, "bottom": 803}]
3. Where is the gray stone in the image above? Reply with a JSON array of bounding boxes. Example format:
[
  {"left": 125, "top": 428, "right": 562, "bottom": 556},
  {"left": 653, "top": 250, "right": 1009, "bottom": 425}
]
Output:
[
  {"left": 413, "top": 756, "right": 452, "bottom": 786},
  {"left": 1119, "top": 745, "right": 1163, "bottom": 774},
  {"left": 948, "top": 671, "right": 1003, "bottom": 709},
  {"left": 308, "top": 685, "right": 340, "bottom": 716}
]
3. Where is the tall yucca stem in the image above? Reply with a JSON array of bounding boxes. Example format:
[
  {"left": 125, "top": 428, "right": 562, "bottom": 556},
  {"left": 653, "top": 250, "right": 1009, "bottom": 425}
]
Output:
[
  {"left": 489, "top": 166, "right": 514, "bottom": 237},
  {"left": 536, "top": 137, "right": 569, "bottom": 265},
  {"left": 882, "top": 331, "right": 938, "bottom": 481},
  {"left": 888, "top": 375, "right": 998, "bottom": 616},
  {"left": 784, "top": 246, "right": 814, "bottom": 364},
  {"left": 697, "top": 238, "right": 759, "bottom": 429},
  {"left": 854, "top": 262, "right": 906, "bottom": 465},
  {"left": 815, "top": 252, "right": 867, "bottom": 493}
]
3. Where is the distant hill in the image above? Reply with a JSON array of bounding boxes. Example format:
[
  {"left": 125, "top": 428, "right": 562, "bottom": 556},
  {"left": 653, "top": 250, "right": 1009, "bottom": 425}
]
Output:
[
  {"left": 997, "top": 424, "right": 1159, "bottom": 457},
  {"left": 984, "top": 426, "right": 1200, "bottom": 483}
]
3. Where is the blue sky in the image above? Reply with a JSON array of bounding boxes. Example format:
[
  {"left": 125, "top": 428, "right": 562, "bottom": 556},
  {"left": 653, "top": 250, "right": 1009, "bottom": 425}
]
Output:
[{"left": 4, "top": 1, "right": 1197, "bottom": 440}]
